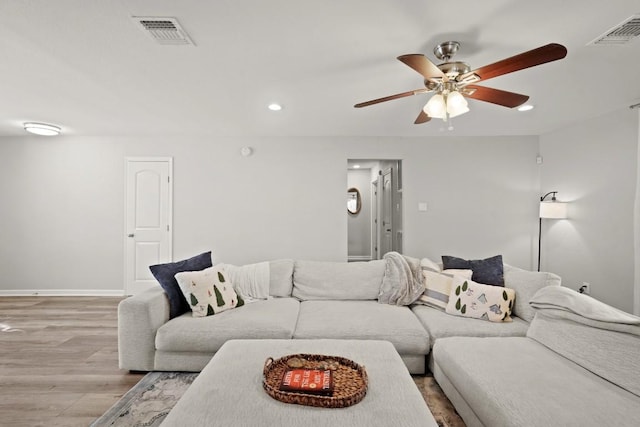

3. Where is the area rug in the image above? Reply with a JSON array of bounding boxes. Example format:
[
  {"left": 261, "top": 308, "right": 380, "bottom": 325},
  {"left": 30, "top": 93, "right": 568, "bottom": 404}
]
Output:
[
  {"left": 90, "top": 372, "right": 198, "bottom": 427},
  {"left": 413, "top": 376, "right": 467, "bottom": 427},
  {"left": 91, "top": 372, "right": 465, "bottom": 427}
]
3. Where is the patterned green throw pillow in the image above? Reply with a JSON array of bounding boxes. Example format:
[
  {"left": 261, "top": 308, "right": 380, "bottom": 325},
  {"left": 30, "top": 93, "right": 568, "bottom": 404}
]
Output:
[
  {"left": 445, "top": 276, "right": 515, "bottom": 322},
  {"left": 175, "top": 265, "right": 244, "bottom": 317}
]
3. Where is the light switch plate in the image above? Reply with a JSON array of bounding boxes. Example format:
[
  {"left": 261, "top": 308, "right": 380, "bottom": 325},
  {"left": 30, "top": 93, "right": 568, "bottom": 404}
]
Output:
[{"left": 418, "top": 202, "right": 428, "bottom": 212}]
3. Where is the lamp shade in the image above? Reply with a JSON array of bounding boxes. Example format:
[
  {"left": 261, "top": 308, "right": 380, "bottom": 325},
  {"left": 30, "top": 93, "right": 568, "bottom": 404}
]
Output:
[
  {"left": 446, "top": 91, "right": 469, "bottom": 117},
  {"left": 424, "top": 94, "right": 446, "bottom": 119},
  {"left": 539, "top": 201, "right": 568, "bottom": 219}
]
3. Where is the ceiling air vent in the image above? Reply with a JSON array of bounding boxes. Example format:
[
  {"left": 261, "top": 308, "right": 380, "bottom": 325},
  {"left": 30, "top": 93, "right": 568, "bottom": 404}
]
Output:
[
  {"left": 133, "top": 17, "right": 194, "bottom": 45},
  {"left": 588, "top": 15, "right": 640, "bottom": 45}
]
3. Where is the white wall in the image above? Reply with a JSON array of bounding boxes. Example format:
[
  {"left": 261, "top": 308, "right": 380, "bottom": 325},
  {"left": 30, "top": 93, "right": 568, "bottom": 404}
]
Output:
[
  {"left": 0, "top": 134, "right": 540, "bottom": 294},
  {"left": 540, "top": 107, "right": 639, "bottom": 313},
  {"left": 403, "top": 136, "right": 540, "bottom": 267}
]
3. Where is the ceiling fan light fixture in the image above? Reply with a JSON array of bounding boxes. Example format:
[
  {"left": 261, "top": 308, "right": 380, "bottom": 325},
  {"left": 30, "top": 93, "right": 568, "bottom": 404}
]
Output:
[
  {"left": 424, "top": 94, "right": 446, "bottom": 119},
  {"left": 446, "top": 90, "right": 469, "bottom": 117},
  {"left": 355, "top": 42, "right": 567, "bottom": 125}
]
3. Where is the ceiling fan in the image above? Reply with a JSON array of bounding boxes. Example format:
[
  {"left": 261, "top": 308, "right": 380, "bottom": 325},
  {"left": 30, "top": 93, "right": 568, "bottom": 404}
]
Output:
[{"left": 354, "top": 41, "right": 567, "bottom": 125}]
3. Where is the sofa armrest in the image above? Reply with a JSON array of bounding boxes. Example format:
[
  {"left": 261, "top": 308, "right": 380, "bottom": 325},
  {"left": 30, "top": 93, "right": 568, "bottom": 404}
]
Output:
[{"left": 118, "top": 286, "right": 169, "bottom": 371}]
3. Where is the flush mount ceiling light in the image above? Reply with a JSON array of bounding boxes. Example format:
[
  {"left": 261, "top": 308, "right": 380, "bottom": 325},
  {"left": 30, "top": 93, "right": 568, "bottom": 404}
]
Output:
[
  {"left": 23, "top": 122, "right": 61, "bottom": 136},
  {"left": 268, "top": 103, "right": 282, "bottom": 111}
]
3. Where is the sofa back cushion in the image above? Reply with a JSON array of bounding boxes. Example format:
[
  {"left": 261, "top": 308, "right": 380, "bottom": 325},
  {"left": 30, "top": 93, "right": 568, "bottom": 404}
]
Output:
[
  {"left": 504, "top": 264, "right": 561, "bottom": 322},
  {"left": 269, "top": 259, "right": 295, "bottom": 297},
  {"left": 292, "top": 260, "right": 385, "bottom": 300}
]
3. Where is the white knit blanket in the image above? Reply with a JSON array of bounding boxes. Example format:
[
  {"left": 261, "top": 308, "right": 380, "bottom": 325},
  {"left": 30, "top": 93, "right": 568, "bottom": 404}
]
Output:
[
  {"left": 529, "top": 286, "right": 640, "bottom": 335},
  {"left": 378, "top": 252, "right": 426, "bottom": 305}
]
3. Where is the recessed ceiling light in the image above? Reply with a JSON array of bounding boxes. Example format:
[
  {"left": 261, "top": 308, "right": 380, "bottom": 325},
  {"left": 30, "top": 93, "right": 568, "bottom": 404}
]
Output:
[
  {"left": 268, "top": 103, "right": 282, "bottom": 111},
  {"left": 517, "top": 105, "right": 534, "bottom": 112},
  {"left": 23, "top": 122, "right": 61, "bottom": 136},
  {"left": 353, "top": 164, "right": 361, "bottom": 169}
]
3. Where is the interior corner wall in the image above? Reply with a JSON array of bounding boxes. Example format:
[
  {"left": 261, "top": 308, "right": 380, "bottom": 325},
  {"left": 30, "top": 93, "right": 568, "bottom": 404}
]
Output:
[
  {"left": 540, "top": 107, "right": 639, "bottom": 313},
  {"left": 0, "top": 134, "right": 539, "bottom": 294}
]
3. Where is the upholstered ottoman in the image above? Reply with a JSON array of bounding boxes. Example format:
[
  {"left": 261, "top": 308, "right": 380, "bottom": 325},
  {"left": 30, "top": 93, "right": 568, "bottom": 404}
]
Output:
[{"left": 162, "top": 339, "right": 438, "bottom": 426}]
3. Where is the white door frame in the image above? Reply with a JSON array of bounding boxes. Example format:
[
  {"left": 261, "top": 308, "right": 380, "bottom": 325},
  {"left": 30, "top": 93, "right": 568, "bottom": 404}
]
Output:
[
  {"left": 380, "top": 167, "right": 393, "bottom": 257},
  {"left": 124, "top": 157, "right": 173, "bottom": 295},
  {"left": 371, "top": 179, "right": 379, "bottom": 260}
]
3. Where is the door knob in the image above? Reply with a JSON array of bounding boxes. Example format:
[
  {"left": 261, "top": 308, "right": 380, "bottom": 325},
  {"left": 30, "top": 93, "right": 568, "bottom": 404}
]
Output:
[{"left": 127, "top": 233, "right": 135, "bottom": 238}]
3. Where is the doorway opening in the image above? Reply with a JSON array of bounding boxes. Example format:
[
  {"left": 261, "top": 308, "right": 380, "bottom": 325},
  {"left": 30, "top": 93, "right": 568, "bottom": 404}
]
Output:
[{"left": 347, "top": 159, "right": 403, "bottom": 261}]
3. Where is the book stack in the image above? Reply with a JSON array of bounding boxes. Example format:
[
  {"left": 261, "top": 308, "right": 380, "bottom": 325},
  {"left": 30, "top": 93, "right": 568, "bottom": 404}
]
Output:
[{"left": 279, "top": 368, "right": 334, "bottom": 396}]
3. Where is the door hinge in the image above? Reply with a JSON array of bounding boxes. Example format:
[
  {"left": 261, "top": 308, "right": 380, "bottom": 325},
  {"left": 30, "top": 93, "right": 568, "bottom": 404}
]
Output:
[
  {"left": 167, "top": 176, "right": 170, "bottom": 183},
  {"left": 166, "top": 225, "right": 170, "bottom": 232}
]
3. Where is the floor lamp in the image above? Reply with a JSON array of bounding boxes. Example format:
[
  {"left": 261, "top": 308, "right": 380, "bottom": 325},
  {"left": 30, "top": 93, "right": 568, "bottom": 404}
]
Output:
[{"left": 538, "top": 191, "right": 568, "bottom": 271}]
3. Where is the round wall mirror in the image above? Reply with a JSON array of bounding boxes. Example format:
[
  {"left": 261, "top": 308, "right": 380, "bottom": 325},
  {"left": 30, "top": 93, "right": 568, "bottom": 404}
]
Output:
[{"left": 347, "top": 187, "right": 361, "bottom": 215}]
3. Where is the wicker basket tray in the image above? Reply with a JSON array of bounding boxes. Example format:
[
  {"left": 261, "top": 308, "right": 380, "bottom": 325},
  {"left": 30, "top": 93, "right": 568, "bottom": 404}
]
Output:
[{"left": 263, "top": 353, "right": 368, "bottom": 408}]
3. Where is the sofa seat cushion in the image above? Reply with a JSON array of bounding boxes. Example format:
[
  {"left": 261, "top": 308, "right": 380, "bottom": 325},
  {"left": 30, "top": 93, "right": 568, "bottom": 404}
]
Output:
[
  {"left": 433, "top": 337, "right": 640, "bottom": 427},
  {"left": 156, "top": 298, "right": 299, "bottom": 353},
  {"left": 412, "top": 304, "right": 528, "bottom": 348},
  {"left": 293, "top": 300, "right": 429, "bottom": 354}
]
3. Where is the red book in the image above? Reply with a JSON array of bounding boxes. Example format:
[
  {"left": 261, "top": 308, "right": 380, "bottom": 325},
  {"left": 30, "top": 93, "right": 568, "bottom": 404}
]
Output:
[{"left": 279, "top": 368, "right": 334, "bottom": 395}]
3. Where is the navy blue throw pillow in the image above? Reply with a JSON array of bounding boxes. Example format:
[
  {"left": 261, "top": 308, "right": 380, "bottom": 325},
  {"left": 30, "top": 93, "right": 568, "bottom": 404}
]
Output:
[
  {"left": 441, "top": 254, "right": 504, "bottom": 286},
  {"left": 149, "top": 251, "right": 213, "bottom": 319}
]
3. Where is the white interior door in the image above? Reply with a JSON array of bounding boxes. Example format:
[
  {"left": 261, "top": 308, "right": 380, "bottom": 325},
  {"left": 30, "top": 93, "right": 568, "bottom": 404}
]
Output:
[{"left": 125, "top": 158, "right": 173, "bottom": 295}]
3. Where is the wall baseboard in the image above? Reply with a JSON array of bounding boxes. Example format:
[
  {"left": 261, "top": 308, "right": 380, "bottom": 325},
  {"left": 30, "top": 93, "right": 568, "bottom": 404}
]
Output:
[{"left": 0, "top": 289, "right": 125, "bottom": 297}]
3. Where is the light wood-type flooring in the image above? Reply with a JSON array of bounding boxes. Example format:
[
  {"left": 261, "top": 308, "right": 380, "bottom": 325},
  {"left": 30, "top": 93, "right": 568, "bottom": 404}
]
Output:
[{"left": 0, "top": 296, "right": 144, "bottom": 427}]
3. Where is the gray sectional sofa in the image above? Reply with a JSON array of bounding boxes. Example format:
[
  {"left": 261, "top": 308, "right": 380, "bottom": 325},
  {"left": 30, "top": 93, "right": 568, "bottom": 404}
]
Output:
[
  {"left": 118, "top": 256, "right": 640, "bottom": 426},
  {"left": 432, "top": 286, "right": 640, "bottom": 426},
  {"left": 119, "top": 259, "right": 430, "bottom": 373},
  {"left": 118, "top": 258, "right": 555, "bottom": 375}
]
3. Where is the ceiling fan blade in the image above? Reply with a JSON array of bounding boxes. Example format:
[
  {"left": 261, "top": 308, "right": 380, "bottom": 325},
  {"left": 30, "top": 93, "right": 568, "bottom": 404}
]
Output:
[
  {"left": 397, "top": 54, "right": 445, "bottom": 80},
  {"left": 460, "top": 43, "right": 567, "bottom": 83},
  {"left": 414, "top": 110, "right": 431, "bottom": 124},
  {"left": 464, "top": 85, "right": 529, "bottom": 108},
  {"left": 354, "top": 88, "right": 428, "bottom": 108}
]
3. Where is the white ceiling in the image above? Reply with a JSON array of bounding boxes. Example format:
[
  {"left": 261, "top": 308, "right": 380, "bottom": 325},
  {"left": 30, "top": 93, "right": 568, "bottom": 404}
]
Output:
[{"left": 1, "top": 0, "right": 639, "bottom": 138}]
